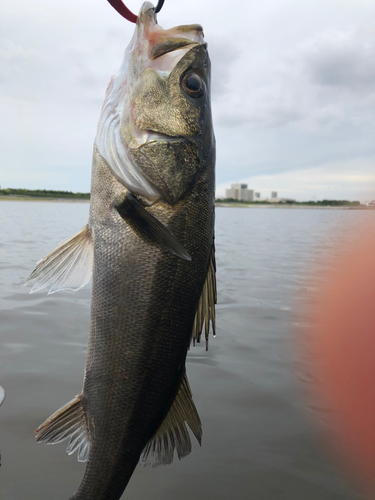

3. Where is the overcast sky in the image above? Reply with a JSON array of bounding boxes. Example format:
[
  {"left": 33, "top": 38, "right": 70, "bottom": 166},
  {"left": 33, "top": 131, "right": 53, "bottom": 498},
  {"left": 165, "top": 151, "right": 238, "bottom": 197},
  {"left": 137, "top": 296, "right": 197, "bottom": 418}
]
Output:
[{"left": 1, "top": 0, "right": 375, "bottom": 201}]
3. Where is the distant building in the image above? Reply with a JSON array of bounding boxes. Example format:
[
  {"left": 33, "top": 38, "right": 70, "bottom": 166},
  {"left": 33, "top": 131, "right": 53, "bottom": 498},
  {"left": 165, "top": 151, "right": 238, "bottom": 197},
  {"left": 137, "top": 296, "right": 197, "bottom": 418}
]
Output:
[
  {"left": 261, "top": 191, "right": 295, "bottom": 203},
  {"left": 224, "top": 186, "right": 296, "bottom": 204},
  {"left": 267, "top": 196, "right": 296, "bottom": 203},
  {"left": 225, "top": 184, "right": 254, "bottom": 201}
]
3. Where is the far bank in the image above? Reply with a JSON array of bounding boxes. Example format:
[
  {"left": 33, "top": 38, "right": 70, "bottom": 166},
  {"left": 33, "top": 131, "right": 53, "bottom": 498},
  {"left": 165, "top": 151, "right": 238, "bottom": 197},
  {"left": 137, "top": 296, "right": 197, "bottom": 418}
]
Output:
[{"left": 215, "top": 203, "right": 373, "bottom": 210}]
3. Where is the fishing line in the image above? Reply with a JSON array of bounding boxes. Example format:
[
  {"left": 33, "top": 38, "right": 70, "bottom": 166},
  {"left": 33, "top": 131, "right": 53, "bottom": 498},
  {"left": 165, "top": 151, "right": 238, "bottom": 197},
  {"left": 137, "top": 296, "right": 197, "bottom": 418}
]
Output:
[{"left": 107, "top": 0, "right": 165, "bottom": 22}]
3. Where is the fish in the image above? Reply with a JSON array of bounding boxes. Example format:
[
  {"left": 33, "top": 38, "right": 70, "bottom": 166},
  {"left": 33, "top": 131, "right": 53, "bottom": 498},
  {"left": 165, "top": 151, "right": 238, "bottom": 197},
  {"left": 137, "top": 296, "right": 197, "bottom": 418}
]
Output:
[{"left": 26, "top": 1, "right": 216, "bottom": 498}]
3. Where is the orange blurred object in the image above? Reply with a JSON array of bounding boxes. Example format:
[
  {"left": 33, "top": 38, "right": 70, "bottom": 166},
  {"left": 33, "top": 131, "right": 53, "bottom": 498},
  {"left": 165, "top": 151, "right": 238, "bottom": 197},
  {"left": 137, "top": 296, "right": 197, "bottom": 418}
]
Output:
[{"left": 313, "top": 226, "right": 375, "bottom": 495}]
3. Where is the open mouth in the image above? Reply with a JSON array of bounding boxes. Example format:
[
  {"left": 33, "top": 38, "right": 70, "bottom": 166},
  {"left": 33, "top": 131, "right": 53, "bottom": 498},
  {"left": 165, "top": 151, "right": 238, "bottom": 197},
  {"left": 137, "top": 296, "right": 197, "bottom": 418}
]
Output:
[
  {"left": 138, "top": 131, "right": 188, "bottom": 146},
  {"left": 148, "top": 43, "right": 200, "bottom": 76},
  {"left": 127, "top": 121, "right": 189, "bottom": 150},
  {"left": 146, "top": 24, "right": 204, "bottom": 73},
  {"left": 149, "top": 38, "right": 199, "bottom": 60}
]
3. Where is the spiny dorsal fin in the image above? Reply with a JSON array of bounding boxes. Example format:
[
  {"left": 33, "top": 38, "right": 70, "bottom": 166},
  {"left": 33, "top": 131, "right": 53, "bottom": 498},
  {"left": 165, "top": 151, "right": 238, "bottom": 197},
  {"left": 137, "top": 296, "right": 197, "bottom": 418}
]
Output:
[
  {"left": 191, "top": 244, "right": 216, "bottom": 350},
  {"left": 116, "top": 194, "right": 191, "bottom": 261},
  {"left": 25, "top": 225, "right": 93, "bottom": 294},
  {"left": 35, "top": 394, "right": 90, "bottom": 463},
  {"left": 140, "top": 373, "right": 201, "bottom": 468}
]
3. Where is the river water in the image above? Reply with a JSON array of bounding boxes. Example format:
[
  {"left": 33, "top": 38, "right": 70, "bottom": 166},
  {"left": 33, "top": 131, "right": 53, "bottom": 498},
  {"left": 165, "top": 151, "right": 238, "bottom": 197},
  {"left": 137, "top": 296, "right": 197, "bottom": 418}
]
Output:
[{"left": 0, "top": 201, "right": 374, "bottom": 499}]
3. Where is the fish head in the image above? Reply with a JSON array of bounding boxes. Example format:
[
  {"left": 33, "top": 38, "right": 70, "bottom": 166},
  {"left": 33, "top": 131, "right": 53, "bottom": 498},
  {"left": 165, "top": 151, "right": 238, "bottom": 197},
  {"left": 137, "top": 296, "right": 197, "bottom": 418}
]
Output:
[{"left": 96, "top": 1, "right": 215, "bottom": 204}]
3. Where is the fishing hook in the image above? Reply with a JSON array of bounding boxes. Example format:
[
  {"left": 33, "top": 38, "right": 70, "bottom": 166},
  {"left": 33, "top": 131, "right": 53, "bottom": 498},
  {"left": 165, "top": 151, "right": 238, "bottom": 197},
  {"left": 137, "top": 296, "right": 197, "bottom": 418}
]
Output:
[
  {"left": 107, "top": 0, "right": 165, "bottom": 23},
  {"left": 155, "top": 0, "right": 164, "bottom": 13}
]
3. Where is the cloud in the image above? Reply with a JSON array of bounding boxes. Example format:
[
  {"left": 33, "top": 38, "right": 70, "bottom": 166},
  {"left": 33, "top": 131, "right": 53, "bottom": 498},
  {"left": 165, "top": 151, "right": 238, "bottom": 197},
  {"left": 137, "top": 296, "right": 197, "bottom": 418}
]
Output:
[
  {"left": 0, "top": 41, "right": 47, "bottom": 100},
  {"left": 213, "top": 20, "right": 375, "bottom": 133},
  {"left": 207, "top": 37, "right": 241, "bottom": 98},
  {"left": 216, "top": 159, "right": 375, "bottom": 202},
  {"left": 303, "top": 29, "right": 375, "bottom": 89}
]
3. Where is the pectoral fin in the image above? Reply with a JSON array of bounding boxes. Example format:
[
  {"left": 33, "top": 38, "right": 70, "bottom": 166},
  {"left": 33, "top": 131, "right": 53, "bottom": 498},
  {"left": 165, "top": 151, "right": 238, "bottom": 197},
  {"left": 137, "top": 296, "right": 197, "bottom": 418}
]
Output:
[
  {"left": 140, "top": 373, "right": 201, "bottom": 467},
  {"left": 191, "top": 244, "right": 217, "bottom": 350},
  {"left": 25, "top": 225, "right": 93, "bottom": 294},
  {"left": 116, "top": 194, "right": 191, "bottom": 261},
  {"left": 35, "top": 394, "right": 90, "bottom": 462}
]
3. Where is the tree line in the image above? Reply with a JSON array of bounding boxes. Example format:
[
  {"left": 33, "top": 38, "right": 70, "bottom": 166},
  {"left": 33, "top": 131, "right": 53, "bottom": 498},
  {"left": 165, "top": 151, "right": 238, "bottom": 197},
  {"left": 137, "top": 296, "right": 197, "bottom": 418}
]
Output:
[{"left": 0, "top": 188, "right": 90, "bottom": 199}]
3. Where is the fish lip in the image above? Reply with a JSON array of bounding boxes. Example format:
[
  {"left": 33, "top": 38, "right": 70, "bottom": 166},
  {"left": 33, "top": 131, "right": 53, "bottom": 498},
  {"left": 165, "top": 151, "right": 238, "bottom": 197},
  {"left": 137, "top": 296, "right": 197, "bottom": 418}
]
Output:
[
  {"left": 150, "top": 41, "right": 199, "bottom": 61},
  {"left": 129, "top": 133, "right": 193, "bottom": 151},
  {"left": 132, "top": 133, "right": 190, "bottom": 150}
]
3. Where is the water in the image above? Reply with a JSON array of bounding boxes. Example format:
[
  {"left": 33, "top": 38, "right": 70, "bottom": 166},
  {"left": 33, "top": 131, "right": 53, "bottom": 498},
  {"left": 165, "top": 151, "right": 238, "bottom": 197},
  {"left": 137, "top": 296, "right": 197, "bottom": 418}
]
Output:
[{"left": 0, "top": 201, "right": 374, "bottom": 499}]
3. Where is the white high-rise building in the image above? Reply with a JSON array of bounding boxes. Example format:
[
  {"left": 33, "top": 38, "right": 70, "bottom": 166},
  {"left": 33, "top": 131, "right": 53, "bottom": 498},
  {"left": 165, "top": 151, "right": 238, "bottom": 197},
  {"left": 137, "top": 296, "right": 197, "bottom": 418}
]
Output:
[{"left": 225, "top": 184, "right": 254, "bottom": 201}]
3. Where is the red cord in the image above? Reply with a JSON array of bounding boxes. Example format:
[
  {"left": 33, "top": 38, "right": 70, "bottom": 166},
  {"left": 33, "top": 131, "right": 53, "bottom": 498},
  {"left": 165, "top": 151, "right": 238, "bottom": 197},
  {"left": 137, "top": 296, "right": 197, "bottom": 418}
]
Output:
[{"left": 107, "top": 0, "right": 137, "bottom": 23}]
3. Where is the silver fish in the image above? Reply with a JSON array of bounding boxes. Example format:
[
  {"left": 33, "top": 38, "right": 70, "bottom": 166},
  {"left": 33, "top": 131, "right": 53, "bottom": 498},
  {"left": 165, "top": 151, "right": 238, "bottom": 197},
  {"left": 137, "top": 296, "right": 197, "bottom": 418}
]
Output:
[{"left": 26, "top": 1, "right": 215, "bottom": 498}]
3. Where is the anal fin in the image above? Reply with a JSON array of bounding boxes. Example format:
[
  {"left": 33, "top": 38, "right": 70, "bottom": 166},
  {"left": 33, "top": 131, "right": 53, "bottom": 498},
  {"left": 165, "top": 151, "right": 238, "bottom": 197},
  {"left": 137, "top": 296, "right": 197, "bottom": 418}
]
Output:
[
  {"left": 191, "top": 244, "right": 217, "bottom": 350},
  {"left": 35, "top": 394, "right": 90, "bottom": 462},
  {"left": 25, "top": 225, "right": 93, "bottom": 294},
  {"left": 140, "top": 373, "right": 201, "bottom": 468}
]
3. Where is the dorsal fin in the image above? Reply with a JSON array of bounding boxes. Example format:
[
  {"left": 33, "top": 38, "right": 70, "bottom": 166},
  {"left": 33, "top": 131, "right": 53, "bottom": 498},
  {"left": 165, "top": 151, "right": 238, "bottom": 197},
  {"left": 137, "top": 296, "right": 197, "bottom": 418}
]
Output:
[
  {"left": 191, "top": 244, "right": 216, "bottom": 349},
  {"left": 25, "top": 225, "right": 93, "bottom": 294},
  {"left": 140, "top": 373, "right": 201, "bottom": 467}
]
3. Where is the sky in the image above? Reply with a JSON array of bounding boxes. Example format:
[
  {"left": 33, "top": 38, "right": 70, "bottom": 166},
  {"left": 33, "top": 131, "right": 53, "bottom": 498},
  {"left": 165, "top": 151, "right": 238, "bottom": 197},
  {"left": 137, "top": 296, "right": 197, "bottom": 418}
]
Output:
[{"left": 1, "top": 0, "right": 375, "bottom": 202}]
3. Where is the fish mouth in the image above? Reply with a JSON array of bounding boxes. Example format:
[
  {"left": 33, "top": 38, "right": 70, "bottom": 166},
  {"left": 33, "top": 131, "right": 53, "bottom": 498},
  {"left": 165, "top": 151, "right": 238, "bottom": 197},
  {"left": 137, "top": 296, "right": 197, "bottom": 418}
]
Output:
[
  {"left": 147, "top": 41, "right": 204, "bottom": 76},
  {"left": 126, "top": 118, "right": 191, "bottom": 150},
  {"left": 138, "top": 2, "right": 204, "bottom": 66},
  {"left": 149, "top": 38, "right": 200, "bottom": 60},
  {"left": 134, "top": 131, "right": 189, "bottom": 148}
]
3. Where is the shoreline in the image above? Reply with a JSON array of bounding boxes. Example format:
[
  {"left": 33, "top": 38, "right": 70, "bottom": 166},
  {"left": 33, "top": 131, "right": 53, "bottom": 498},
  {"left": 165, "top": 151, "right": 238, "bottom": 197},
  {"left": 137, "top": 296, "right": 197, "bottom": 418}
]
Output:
[
  {"left": 0, "top": 197, "right": 373, "bottom": 210},
  {"left": 0, "top": 196, "right": 89, "bottom": 203},
  {"left": 215, "top": 203, "right": 373, "bottom": 210}
]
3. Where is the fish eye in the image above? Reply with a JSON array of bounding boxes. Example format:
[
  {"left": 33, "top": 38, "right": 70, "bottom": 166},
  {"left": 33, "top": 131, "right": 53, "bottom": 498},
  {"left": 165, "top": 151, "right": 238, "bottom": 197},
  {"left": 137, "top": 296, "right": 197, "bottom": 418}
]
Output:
[{"left": 182, "top": 72, "right": 205, "bottom": 98}]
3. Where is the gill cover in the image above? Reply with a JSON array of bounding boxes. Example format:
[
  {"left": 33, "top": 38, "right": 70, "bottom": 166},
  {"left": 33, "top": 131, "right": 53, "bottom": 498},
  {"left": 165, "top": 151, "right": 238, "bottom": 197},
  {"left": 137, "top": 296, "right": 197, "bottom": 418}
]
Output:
[{"left": 96, "top": 1, "right": 213, "bottom": 204}]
